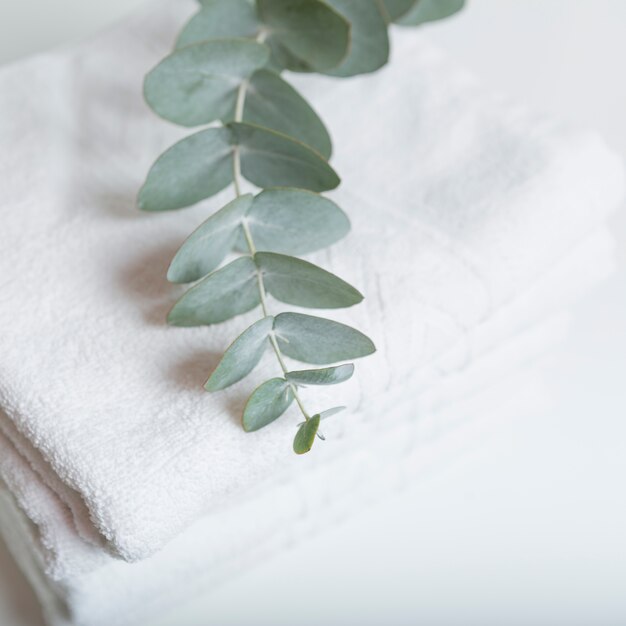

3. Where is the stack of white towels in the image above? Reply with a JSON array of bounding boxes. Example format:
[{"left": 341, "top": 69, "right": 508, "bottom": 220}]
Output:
[{"left": 0, "top": 2, "right": 623, "bottom": 625}]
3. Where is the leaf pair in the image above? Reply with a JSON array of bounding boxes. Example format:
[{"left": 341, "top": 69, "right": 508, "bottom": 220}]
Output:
[
  {"left": 166, "top": 188, "right": 349, "bottom": 283},
  {"left": 205, "top": 314, "right": 371, "bottom": 392},
  {"left": 144, "top": 39, "right": 331, "bottom": 157},
  {"left": 137, "top": 123, "right": 339, "bottom": 212},
  {"left": 167, "top": 252, "right": 362, "bottom": 326},
  {"left": 242, "top": 379, "right": 341, "bottom": 455},
  {"left": 180, "top": 0, "right": 352, "bottom": 74}
]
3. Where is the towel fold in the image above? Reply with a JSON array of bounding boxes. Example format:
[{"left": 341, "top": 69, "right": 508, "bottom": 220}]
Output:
[
  {"left": 0, "top": 311, "right": 561, "bottom": 626},
  {"left": 0, "top": 1, "right": 623, "bottom": 623}
]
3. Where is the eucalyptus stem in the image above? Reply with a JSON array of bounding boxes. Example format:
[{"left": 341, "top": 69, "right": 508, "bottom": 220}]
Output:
[{"left": 232, "top": 83, "right": 311, "bottom": 422}]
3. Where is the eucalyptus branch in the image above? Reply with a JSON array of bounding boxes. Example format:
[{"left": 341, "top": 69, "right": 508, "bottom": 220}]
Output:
[
  {"left": 138, "top": 0, "right": 465, "bottom": 453},
  {"left": 232, "top": 80, "right": 312, "bottom": 424}
]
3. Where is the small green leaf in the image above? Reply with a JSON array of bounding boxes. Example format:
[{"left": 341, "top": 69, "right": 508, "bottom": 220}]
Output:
[
  {"left": 323, "top": 0, "right": 390, "bottom": 77},
  {"left": 168, "top": 195, "right": 253, "bottom": 283},
  {"left": 176, "top": 0, "right": 260, "bottom": 49},
  {"left": 397, "top": 0, "right": 465, "bottom": 25},
  {"left": 138, "top": 128, "right": 233, "bottom": 212},
  {"left": 167, "top": 257, "right": 259, "bottom": 326},
  {"left": 319, "top": 406, "right": 346, "bottom": 420},
  {"left": 286, "top": 364, "right": 354, "bottom": 386},
  {"left": 244, "top": 70, "right": 332, "bottom": 158},
  {"left": 228, "top": 122, "right": 340, "bottom": 192},
  {"left": 243, "top": 378, "right": 294, "bottom": 432},
  {"left": 274, "top": 313, "right": 375, "bottom": 364},
  {"left": 258, "top": 0, "right": 351, "bottom": 72},
  {"left": 205, "top": 316, "right": 274, "bottom": 391},
  {"left": 239, "top": 188, "right": 349, "bottom": 256},
  {"left": 144, "top": 39, "right": 269, "bottom": 127},
  {"left": 255, "top": 252, "right": 363, "bottom": 309},
  {"left": 293, "top": 415, "right": 321, "bottom": 454}
]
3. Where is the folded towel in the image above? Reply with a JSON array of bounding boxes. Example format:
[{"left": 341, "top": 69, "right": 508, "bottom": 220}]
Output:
[
  {"left": 0, "top": 0, "right": 622, "bottom": 574},
  {"left": 0, "top": 309, "right": 561, "bottom": 626}
]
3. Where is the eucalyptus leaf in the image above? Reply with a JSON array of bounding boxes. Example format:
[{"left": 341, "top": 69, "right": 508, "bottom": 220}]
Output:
[
  {"left": 258, "top": 0, "right": 351, "bottom": 72},
  {"left": 255, "top": 252, "right": 363, "bottom": 309},
  {"left": 239, "top": 188, "right": 349, "bottom": 256},
  {"left": 138, "top": 128, "right": 233, "bottom": 212},
  {"left": 378, "top": 0, "right": 416, "bottom": 21},
  {"left": 167, "top": 257, "right": 259, "bottom": 326},
  {"left": 274, "top": 313, "right": 376, "bottom": 364},
  {"left": 397, "top": 0, "right": 465, "bottom": 25},
  {"left": 205, "top": 316, "right": 274, "bottom": 391},
  {"left": 144, "top": 39, "right": 269, "bottom": 127},
  {"left": 243, "top": 378, "right": 294, "bottom": 432},
  {"left": 168, "top": 194, "right": 253, "bottom": 283},
  {"left": 318, "top": 406, "right": 346, "bottom": 420},
  {"left": 229, "top": 122, "right": 340, "bottom": 192},
  {"left": 177, "top": 0, "right": 260, "bottom": 49},
  {"left": 286, "top": 364, "right": 354, "bottom": 386},
  {"left": 293, "top": 414, "right": 321, "bottom": 454},
  {"left": 244, "top": 70, "right": 332, "bottom": 158},
  {"left": 323, "top": 0, "right": 390, "bottom": 77}
]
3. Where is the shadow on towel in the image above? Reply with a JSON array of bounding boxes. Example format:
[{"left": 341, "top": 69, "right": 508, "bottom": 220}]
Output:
[{"left": 0, "top": 536, "right": 45, "bottom": 626}]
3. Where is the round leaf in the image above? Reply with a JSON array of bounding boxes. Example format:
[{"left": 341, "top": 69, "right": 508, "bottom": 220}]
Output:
[
  {"left": 397, "top": 0, "right": 465, "bottom": 25},
  {"left": 244, "top": 69, "right": 332, "bottom": 158},
  {"left": 205, "top": 316, "right": 274, "bottom": 391},
  {"left": 323, "top": 0, "right": 390, "bottom": 77},
  {"left": 273, "top": 313, "right": 376, "bottom": 364},
  {"left": 293, "top": 415, "right": 321, "bottom": 454},
  {"left": 243, "top": 378, "right": 294, "bottom": 432},
  {"left": 168, "top": 195, "right": 253, "bottom": 283},
  {"left": 144, "top": 39, "right": 269, "bottom": 127},
  {"left": 167, "top": 257, "right": 259, "bottom": 326},
  {"left": 138, "top": 128, "right": 233, "bottom": 212},
  {"left": 177, "top": 0, "right": 260, "bottom": 49},
  {"left": 241, "top": 188, "right": 350, "bottom": 255},
  {"left": 229, "top": 122, "right": 340, "bottom": 192},
  {"left": 255, "top": 252, "right": 363, "bottom": 309},
  {"left": 258, "top": 0, "right": 351, "bottom": 72},
  {"left": 286, "top": 364, "right": 354, "bottom": 386}
]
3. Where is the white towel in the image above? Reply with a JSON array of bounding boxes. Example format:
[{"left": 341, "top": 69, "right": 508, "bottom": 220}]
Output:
[
  {"left": 0, "top": 0, "right": 622, "bottom": 584},
  {"left": 0, "top": 311, "right": 561, "bottom": 626}
]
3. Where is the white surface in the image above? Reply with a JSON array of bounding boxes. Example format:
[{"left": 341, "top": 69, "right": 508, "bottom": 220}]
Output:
[{"left": 0, "top": 1, "right": 625, "bottom": 625}]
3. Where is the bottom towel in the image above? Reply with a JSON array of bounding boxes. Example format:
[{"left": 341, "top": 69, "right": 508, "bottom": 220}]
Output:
[
  {"left": 0, "top": 223, "right": 614, "bottom": 626},
  {"left": 0, "top": 310, "right": 571, "bottom": 626}
]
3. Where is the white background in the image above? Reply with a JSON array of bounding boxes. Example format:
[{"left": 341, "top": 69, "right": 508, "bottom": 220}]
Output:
[{"left": 0, "top": 1, "right": 625, "bottom": 625}]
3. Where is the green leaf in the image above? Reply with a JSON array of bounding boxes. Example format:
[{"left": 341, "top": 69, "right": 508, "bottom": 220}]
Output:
[
  {"left": 378, "top": 0, "right": 416, "bottom": 21},
  {"left": 397, "top": 0, "right": 465, "bottom": 25},
  {"left": 138, "top": 128, "right": 233, "bottom": 212},
  {"left": 144, "top": 39, "right": 269, "bottom": 127},
  {"left": 228, "top": 122, "right": 340, "bottom": 192},
  {"left": 286, "top": 364, "right": 354, "bottom": 386},
  {"left": 273, "top": 313, "right": 375, "bottom": 364},
  {"left": 205, "top": 316, "right": 274, "bottom": 391},
  {"left": 319, "top": 406, "right": 346, "bottom": 420},
  {"left": 258, "top": 0, "right": 351, "bottom": 72},
  {"left": 243, "top": 378, "right": 294, "bottom": 432},
  {"left": 323, "top": 0, "right": 390, "bottom": 77},
  {"left": 168, "top": 195, "right": 253, "bottom": 283},
  {"left": 255, "top": 252, "right": 363, "bottom": 309},
  {"left": 244, "top": 70, "right": 332, "bottom": 159},
  {"left": 293, "top": 415, "right": 321, "bottom": 454},
  {"left": 177, "top": 0, "right": 260, "bottom": 49},
  {"left": 239, "top": 188, "right": 349, "bottom": 256},
  {"left": 167, "top": 257, "right": 259, "bottom": 326}
]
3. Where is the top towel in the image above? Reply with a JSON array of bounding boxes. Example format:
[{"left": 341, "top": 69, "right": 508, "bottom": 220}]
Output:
[{"left": 0, "top": 0, "right": 622, "bottom": 561}]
